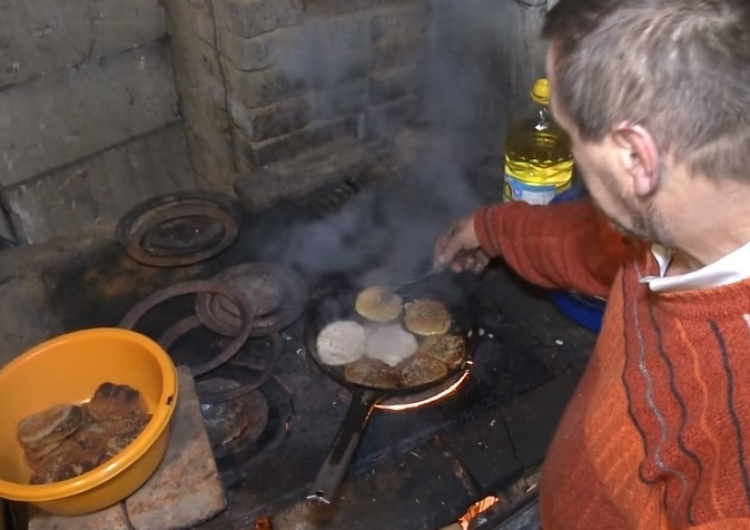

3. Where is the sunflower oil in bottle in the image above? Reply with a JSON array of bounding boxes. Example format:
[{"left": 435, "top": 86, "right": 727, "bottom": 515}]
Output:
[{"left": 503, "top": 78, "right": 574, "bottom": 205}]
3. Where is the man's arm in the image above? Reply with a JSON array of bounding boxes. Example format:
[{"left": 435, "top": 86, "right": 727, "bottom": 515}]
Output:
[{"left": 474, "top": 198, "right": 635, "bottom": 298}]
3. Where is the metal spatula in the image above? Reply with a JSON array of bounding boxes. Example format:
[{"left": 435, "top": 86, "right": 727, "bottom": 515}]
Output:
[{"left": 391, "top": 268, "right": 441, "bottom": 291}]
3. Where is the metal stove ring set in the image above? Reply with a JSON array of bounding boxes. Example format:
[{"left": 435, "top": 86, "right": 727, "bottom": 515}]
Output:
[
  {"left": 115, "top": 192, "right": 300, "bottom": 483},
  {"left": 115, "top": 191, "right": 307, "bottom": 378}
]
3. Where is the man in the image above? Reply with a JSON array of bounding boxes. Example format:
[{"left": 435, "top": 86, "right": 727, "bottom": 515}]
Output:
[{"left": 434, "top": 0, "right": 750, "bottom": 528}]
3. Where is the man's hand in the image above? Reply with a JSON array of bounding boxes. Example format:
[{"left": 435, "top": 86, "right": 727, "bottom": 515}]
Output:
[{"left": 434, "top": 214, "right": 491, "bottom": 273}]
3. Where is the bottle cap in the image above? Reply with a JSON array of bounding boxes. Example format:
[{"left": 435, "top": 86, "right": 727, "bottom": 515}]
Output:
[{"left": 531, "top": 78, "right": 550, "bottom": 106}]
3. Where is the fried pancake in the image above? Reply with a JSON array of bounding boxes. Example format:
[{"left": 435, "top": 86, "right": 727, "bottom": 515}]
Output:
[
  {"left": 416, "top": 334, "right": 466, "bottom": 369},
  {"left": 20, "top": 383, "right": 151, "bottom": 485},
  {"left": 17, "top": 404, "right": 82, "bottom": 452},
  {"left": 365, "top": 324, "right": 418, "bottom": 367},
  {"left": 400, "top": 354, "right": 449, "bottom": 387},
  {"left": 344, "top": 358, "right": 400, "bottom": 388},
  {"left": 86, "top": 382, "right": 149, "bottom": 423},
  {"left": 355, "top": 286, "right": 403, "bottom": 323},
  {"left": 403, "top": 299, "right": 451, "bottom": 336},
  {"left": 316, "top": 320, "right": 366, "bottom": 366},
  {"left": 29, "top": 437, "right": 109, "bottom": 485}
]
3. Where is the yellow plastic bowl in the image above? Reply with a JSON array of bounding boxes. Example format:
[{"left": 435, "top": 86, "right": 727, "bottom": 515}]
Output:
[{"left": 0, "top": 328, "right": 178, "bottom": 515}]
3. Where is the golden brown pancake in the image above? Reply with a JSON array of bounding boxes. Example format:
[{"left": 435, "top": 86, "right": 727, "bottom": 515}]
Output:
[
  {"left": 403, "top": 299, "right": 451, "bottom": 336},
  {"left": 316, "top": 320, "right": 367, "bottom": 366},
  {"left": 17, "top": 404, "right": 82, "bottom": 452},
  {"left": 355, "top": 286, "right": 403, "bottom": 323},
  {"left": 344, "top": 358, "right": 400, "bottom": 388},
  {"left": 400, "top": 355, "right": 449, "bottom": 387},
  {"left": 20, "top": 383, "right": 152, "bottom": 485},
  {"left": 416, "top": 334, "right": 466, "bottom": 369},
  {"left": 87, "top": 382, "right": 149, "bottom": 423}
]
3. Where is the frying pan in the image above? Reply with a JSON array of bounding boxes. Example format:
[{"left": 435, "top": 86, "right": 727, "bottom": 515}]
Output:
[{"left": 303, "top": 275, "right": 479, "bottom": 504}]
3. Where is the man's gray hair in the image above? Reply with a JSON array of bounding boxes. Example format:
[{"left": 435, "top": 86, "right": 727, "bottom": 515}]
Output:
[{"left": 544, "top": 0, "right": 750, "bottom": 179}]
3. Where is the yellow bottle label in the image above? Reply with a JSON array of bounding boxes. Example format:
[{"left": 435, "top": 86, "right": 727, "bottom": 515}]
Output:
[{"left": 503, "top": 165, "right": 572, "bottom": 205}]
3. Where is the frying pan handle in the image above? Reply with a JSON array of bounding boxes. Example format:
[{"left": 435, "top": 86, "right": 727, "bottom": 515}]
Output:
[{"left": 307, "top": 388, "right": 381, "bottom": 504}]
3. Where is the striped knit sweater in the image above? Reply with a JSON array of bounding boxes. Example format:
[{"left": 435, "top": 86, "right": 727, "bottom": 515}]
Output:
[{"left": 474, "top": 198, "right": 750, "bottom": 530}]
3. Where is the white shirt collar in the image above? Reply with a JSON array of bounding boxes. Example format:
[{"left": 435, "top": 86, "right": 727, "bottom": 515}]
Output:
[{"left": 642, "top": 241, "right": 750, "bottom": 292}]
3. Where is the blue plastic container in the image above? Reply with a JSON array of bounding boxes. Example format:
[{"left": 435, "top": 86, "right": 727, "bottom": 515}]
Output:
[{"left": 548, "top": 183, "right": 606, "bottom": 333}]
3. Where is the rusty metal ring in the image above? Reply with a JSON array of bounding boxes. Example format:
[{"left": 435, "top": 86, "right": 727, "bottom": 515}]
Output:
[
  {"left": 116, "top": 191, "right": 239, "bottom": 245},
  {"left": 195, "top": 264, "right": 309, "bottom": 338},
  {"left": 117, "top": 193, "right": 239, "bottom": 267},
  {"left": 126, "top": 202, "right": 237, "bottom": 267},
  {"left": 196, "top": 333, "right": 284, "bottom": 404},
  {"left": 118, "top": 280, "right": 255, "bottom": 377},
  {"left": 158, "top": 315, "right": 202, "bottom": 350}
]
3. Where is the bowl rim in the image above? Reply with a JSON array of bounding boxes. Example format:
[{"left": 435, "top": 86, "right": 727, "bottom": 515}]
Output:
[{"left": 0, "top": 327, "right": 178, "bottom": 502}]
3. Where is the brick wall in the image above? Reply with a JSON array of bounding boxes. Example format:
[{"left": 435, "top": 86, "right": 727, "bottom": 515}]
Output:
[
  {"left": 164, "top": 0, "right": 427, "bottom": 200},
  {"left": 0, "top": 0, "right": 197, "bottom": 245}
]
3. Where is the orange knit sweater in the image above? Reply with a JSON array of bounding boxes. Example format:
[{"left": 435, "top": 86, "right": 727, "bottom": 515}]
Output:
[{"left": 474, "top": 199, "right": 750, "bottom": 530}]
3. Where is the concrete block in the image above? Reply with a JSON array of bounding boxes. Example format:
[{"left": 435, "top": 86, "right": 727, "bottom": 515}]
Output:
[
  {"left": 165, "top": 1, "right": 236, "bottom": 192},
  {"left": 0, "top": 275, "right": 63, "bottom": 369},
  {"left": 125, "top": 366, "right": 227, "bottom": 529},
  {"left": 92, "top": 0, "right": 167, "bottom": 58},
  {"left": 224, "top": 65, "right": 306, "bottom": 109},
  {"left": 302, "top": 0, "right": 415, "bottom": 15},
  {"left": 3, "top": 124, "right": 196, "bottom": 245},
  {"left": 164, "top": 0, "right": 215, "bottom": 46},
  {"left": 183, "top": 126, "right": 237, "bottom": 192},
  {"left": 364, "top": 96, "right": 418, "bottom": 139},
  {"left": 218, "top": 27, "right": 298, "bottom": 72},
  {"left": 369, "top": 66, "right": 420, "bottom": 105},
  {"left": 29, "top": 504, "right": 130, "bottom": 530},
  {"left": 179, "top": 73, "right": 229, "bottom": 134},
  {"left": 234, "top": 117, "right": 357, "bottom": 168},
  {"left": 168, "top": 10, "right": 223, "bottom": 82},
  {"left": 372, "top": 38, "right": 425, "bottom": 70},
  {"left": 281, "top": 14, "right": 369, "bottom": 88},
  {"left": 371, "top": 2, "right": 428, "bottom": 46},
  {"left": 234, "top": 137, "right": 376, "bottom": 211},
  {"left": 229, "top": 96, "right": 312, "bottom": 142},
  {"left": 0, "top": 0, "right": 166, "bottom": 88},
  {"left": 313, "top": 79, "right": 368, "bottom": 119},
  {"left": 0, "top": 41, "right": 180, "bottom": 187},
  {"left": 215, "top": 0, "right": 303, "bottom": 39},
  {"left": 0, "top": 206, "right": 16, "bottom": 243}
]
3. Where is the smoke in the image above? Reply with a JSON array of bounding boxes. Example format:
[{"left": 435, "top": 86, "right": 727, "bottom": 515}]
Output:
[{"left": 267, "top": 0, "right": 514, "bottom": 285}]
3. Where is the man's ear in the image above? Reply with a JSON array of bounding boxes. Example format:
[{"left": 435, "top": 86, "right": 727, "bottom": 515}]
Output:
[{"left": 611, "top": 123, "right": 661, "bottom": 197}]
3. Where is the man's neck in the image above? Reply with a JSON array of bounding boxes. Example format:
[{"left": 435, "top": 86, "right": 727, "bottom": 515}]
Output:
[{"left": 661, "top": 172, "right": 750, "bottom": 273}]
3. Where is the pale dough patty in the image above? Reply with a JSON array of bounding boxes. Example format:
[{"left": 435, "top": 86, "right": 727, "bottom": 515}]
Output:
[
  {"left": 355, "top": 286, "right": 403, "bottom": 323},
  {"left": 316, "top": 320, "right": 367, "bottom": 366},
  {"left": 365, "top": 324, "right": 418, "bottom": 367}
]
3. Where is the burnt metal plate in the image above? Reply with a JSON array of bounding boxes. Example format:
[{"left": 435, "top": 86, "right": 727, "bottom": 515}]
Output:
[
  {"left": 196, "top": 263, "right": 309, "bottom": 338},
  {"left": 116, "top": 191, "right": 240, "bottom": 267}
]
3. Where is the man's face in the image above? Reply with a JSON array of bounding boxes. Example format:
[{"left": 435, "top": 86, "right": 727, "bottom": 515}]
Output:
[{"left": 546, "top": 52, "right": 668, "bottom": 245}]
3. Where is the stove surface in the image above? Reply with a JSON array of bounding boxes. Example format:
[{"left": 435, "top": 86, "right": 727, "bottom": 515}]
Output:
[{"left": 41, "top": 189, "right": 596, "bottom": 530}]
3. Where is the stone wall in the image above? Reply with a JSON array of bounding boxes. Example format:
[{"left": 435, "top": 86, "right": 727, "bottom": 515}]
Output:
[
  {"left": 166, "top": 0, "right": 551, "bottom": 209},
  {"left": 164, "top": 0, "right": 427, "bottom": 199},
  {"left": 0, "top": 0, "right": 197, "bottom": 245}
]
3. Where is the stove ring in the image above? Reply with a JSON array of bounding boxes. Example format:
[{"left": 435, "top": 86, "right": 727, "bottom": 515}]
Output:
[
  {"left": 119, "top": 280, "right": 255, "bottom": 377},
  {"left": 195, "top": 263, "right": 309, "bottom": 339},
  {"left": 116, "top": 191, "right": 239, "bottom": 267},
  {"left": 196, "top": 333, "right": 284, "bottom": 404},
  {"left": 196, "top": 366, "right": 292, "bottom": 489}
]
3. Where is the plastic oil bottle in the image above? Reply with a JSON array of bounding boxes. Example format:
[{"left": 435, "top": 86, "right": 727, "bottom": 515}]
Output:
[{"left": 503, "top": 78, "right": 574, "bottom": 205}]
